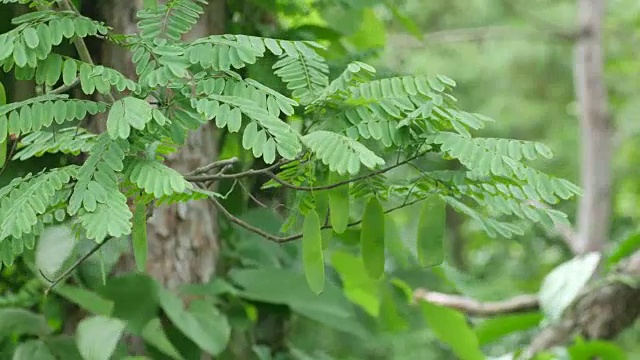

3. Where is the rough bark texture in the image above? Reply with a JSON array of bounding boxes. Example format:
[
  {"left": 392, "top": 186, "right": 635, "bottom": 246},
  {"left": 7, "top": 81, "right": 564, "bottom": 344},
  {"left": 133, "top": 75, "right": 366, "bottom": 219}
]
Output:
[
  {"left": 145, "top": 1, "right": 225, "bottom": 290},
  {"left": 573, "top": 0, "right": 612, "bottom": 254},
  {"left": 524, "top": 250, "right": 640, "bottom": 358},
  {"left": 93, "top": 1, "right": 226, "bottom": 290}
]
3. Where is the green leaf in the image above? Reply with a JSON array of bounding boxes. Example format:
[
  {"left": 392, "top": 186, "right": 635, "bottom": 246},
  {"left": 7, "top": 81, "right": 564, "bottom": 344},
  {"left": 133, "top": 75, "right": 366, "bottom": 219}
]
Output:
[
  {"left": 567, "top": 339, "right": 627, "bottom": 360},
  {"left": 608, "top": 231, "right": 640, "bottom": 267},
  {"left": 98, "top": 274, "right": 160, "bottom": 334},
  {"left": 539, "top": 252, "right": 600, "bottom": 321},
  {"left": 107, "top": 97, "right": 153, "bottom": 139},
  {"left": 13, "top": 340, "right": 56, "bottom": 360},
  {"left": 141, "top": 318, "right": 184, "bottom": 360},
  {"left": 302, "top": 210, "right": 325, "bottom": 294},
  {"left": 159, "top": 290, "right": 231, "bottom": 356},
  {"left": 421, "top": 302, "right": 485, "bottom": 360},
  {"left": 36, "top": 225, "right": 76, "bottom": 279},
  {"left": 328, "top": 172, "right": 349, "bottom": 234},
  {"left": 0, "top": 308, "right": 51, "bottom": 338},
  {"left": 132, "top": 200, "right": 148, "bottom": 272},
  {"left": 76, "top": 316, "right": 126, "bottom": 360},
  {"left": 360, "top": 197, "right": 385, "bottom": 279},
  {"left": 53, "top": 285, "right": 114, "bottom": 316},
  {"left": 416, "top": 195, "right": 446, "bottom": 267},
  {"left": 331, "top": 251, "right": 381, "bottom": 316},
  {"left": 229, "top": 268, "right": 367, "bottom": 338},
  {"left": 475, "top": 312, "right": 543, "bottom": 345}
]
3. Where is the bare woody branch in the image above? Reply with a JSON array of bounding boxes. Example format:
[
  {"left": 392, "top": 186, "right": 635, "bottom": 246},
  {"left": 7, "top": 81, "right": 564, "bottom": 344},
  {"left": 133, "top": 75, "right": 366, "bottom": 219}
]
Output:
[
  {"left": 412, "top": 289, "right": 539, "bottom": 317},
  {"left": 207, "top": 194, "right": 430, "bottom": 244},
  {"left": 412, "top": 250, "right": 640, "bottom": 359}
]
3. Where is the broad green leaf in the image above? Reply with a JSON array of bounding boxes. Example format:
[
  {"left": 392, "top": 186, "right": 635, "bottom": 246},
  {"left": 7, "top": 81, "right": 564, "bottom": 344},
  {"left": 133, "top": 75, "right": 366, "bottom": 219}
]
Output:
[
  {"left": 0, "top": 308, "right": 51, "bottom": 338},
  {"left": 132, "top": 200, "right": 148, "bottom": 272},
  {"left": 141, "top": 318, "right": 184, "bottom": 360},
  {"left": 54, "top": 285, "right": 114, "bottom": 316},
  {"left": 13, "top": 340, "right": 56, "bottom": 360},
  {"left": 159, "top": 290, "right": 231, "bottom": 356},
  {"left": 302, "top": 210, "right": 325, "bottom": 294},
  {"left": 539, "top": 252, "right": 600, "bottom": 321},
  {"left": 608, "top": 231, "right": 640, "bottom": 267},
  {"left": 76, "top": 316, "right": 126, "bottom": 360},
  {"left": 36, "top": 225, "right": 76, "bottom": 279},
  {"left": 567, "top": 339, "right": 626, "bottom": 360},
  {"left": 44, "top": 336, "right": 84, "bottom": 360},
  {"left": 360, "top": 197, "right": 385, "bottom": 279},
  {"left": 107, "top": 96, "right": 153, "bottom": 139},
  {"left": 228, "top": 268, "right": 366, "bottom": 337},
  {"left": 328, "top": 172, "right": 349, "bottom": 234},
  {"left": 416, "top": 195, "right": 446, "bottom": 267},
  {"left": 98, "top": 273, "right": 160, "bottom": 334},
  {"left": 331, "top": 251, "right": 380, "bottom": 316},
  {"left": 475, "top": 312, "right": 543, "bottom": 345},
  {"left": 421, "top": 302, "right": 485, "bottom": 360}
]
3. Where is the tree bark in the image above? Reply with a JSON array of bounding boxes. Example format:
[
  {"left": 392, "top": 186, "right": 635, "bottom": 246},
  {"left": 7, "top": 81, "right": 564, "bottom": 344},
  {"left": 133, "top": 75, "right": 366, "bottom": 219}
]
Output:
[
  {"left": 573, "top": 0, "right": 612, "bottom": 254},
  {"left": 91, "top": 0, "right": 226, "bottom": 290},
  {"left": 145, "top": 0, "right": 225, "bottom": 290}
]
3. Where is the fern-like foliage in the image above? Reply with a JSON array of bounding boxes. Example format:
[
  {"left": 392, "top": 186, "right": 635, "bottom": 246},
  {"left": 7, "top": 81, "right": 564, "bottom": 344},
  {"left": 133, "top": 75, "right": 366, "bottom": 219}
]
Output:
[
  {"left": 0, "top": 2, "right": 581, "bottom": 255},
  {"left": 0, "top": 166, "right": 76, "bottom": 242},
  {"left": 13, "top": 128, "right": 97, "bottom": 161},
  {"left": 0, "top": 96, "right": 107, "bottom": 141}
]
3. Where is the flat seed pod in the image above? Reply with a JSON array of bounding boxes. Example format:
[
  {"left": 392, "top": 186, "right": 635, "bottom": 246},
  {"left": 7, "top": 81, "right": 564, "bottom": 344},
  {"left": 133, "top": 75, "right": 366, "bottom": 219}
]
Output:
[
  {"left": 416, "top": 195, "right": 446, "bottom": 267},
  {"left": 132, "top": 200, "right": 148, "bottom": 272},
  {"left": 328, "top": 171, "right": 349, "bottom": 234},
  {"left": 303, "top": 210, "right": 324, "bottom": 294},
  {"left": 360, "top": 197, "right": 385, "bottom": 279}
]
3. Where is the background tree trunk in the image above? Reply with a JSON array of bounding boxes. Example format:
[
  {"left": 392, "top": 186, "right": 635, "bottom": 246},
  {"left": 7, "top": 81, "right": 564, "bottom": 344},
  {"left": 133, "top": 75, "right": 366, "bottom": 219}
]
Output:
[
  {"left": 89, "top": 0, "right": 226, "bottom": 290},
  {"left": 574, "top": 0, "right": 612, "bottom": 255}
]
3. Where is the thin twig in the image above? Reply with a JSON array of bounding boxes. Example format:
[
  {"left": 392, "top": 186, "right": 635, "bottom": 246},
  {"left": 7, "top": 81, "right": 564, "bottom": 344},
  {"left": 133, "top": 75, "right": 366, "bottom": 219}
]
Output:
[
  {"left": 238, "top": 180, "right": 268, "bottom": 208},
  {"left": 49, "top": 78, "right": 81, "bottom": 94},
  {"left": 187, "top": 157, "right": 240, "bottom": 176},
  {"left": 210, "top": 194, "right": 429, "bottom": 244},
  {"left": 184, "top": 159, "right": 288, "bottom": 182},
  {"left": 413, "top": 288, "right": 539, "bottom": 317},
  {"left": 264, "top": 153, "right": 426, "bottom": 192},
  {"left": 44, "top": 237, "right": 115, "bottom": 295},
  {"left": 0, "top": 136, "right": 20, "bottom": 177}
]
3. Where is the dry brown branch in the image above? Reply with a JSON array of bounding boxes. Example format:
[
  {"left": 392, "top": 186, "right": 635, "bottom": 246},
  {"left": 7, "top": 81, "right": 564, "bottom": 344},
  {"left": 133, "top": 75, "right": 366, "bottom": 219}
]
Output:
[{"left": 413, "top": 289, "right": 539, "bottom": 316}]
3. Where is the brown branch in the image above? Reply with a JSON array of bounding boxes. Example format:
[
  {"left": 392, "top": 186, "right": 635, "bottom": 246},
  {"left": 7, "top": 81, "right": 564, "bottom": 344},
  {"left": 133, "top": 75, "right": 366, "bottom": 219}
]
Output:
[
  {"left": 264, "top": 153, "right": 425, "bottom": 192},
  {"left": 209, "top": 195, "right": 429, "bottom": 244},
  {"left": 412, "top": 289, "right": 539, "bottom": 317},
  {"left": 49, "top": 78, "right": 81, "bottom": 95},
  {"left": 184, "top": 159, "right": 288, "bottom": 182},
  {"left": 187, "top": 157, "right": 240, "bottom": 176},
  {"left": 523, "top": 250, "right": 640, "bottom": 359}
]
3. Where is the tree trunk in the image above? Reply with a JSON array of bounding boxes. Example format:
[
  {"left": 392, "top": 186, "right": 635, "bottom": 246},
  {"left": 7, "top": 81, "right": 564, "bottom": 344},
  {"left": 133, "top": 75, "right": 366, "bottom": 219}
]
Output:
[
  {"left": 91, "top": 0, "right": 226, "bottom": 290},
  {"left": 573, "top": 0, "right": 612, "bottom": 255}
]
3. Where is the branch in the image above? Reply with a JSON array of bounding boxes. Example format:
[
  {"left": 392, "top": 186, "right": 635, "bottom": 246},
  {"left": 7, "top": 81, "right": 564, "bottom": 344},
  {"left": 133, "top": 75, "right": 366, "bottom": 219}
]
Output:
[
  {"left": 523, "top": 250, "right": 640, "bottom": 358},
  {"left": 49, "top": 77, "right": 81, "bottom": 95},
  {"left": 187, "top": 157, "right": 239, "bottom": 176},
  {"left": 412, "top": 251, "right": 640, "bottom": 358},
  {"left": 412, "top": 289, "right": 539, "bottom": 317},
  {"left": 264, "top": 153, "right": 425, "bottom": 191},
  {"left": 184, "top": 159, "right": 288, "bottom": 182},
  {"left": 56, "top": 0, "right": 116, "bottom": 103},
  {"left": 43, "top": 236, "right": 114, "bottom": 295},
  {"left": 209, "top": 195, "right": 429, "bottom": 244}
]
